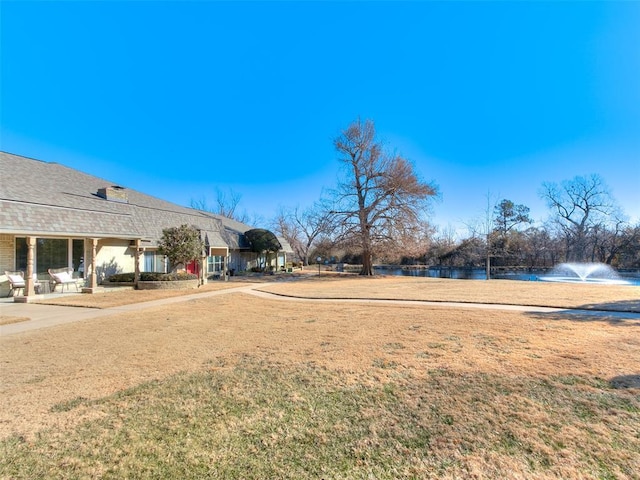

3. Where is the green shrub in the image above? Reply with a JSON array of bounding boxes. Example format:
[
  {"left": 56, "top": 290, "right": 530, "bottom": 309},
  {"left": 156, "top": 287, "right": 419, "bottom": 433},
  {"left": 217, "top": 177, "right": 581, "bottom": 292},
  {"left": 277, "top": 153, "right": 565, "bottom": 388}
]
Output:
[
  {"left": 108, "top": 273, "right": 135, "bottom": 283},
  {"left": 140, "top": 272, "right": 197, "bottom": 281}
]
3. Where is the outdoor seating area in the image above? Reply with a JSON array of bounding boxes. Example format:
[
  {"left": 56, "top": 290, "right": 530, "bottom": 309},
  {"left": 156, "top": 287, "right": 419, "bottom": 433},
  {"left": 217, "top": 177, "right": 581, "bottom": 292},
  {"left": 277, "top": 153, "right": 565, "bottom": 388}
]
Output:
[
  {"left": 3, "top": 270, "right": 78, "bottom": 298},
  {"left": 4, "top": 271, "right": 25, "bottom": 297},
  {"left": 48, "top": 267, "right": 79, "bottom": 292}
]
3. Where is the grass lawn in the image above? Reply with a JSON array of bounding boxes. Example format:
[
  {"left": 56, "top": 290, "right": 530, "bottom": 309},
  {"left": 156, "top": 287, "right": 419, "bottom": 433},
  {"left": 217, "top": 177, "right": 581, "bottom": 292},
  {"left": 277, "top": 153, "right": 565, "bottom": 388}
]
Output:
[
  {"left": 30, "top": 280, "right": 252, "bottom": 309},
  {"left": 1, "top": 276, "right": 638, "bottom": 479}
]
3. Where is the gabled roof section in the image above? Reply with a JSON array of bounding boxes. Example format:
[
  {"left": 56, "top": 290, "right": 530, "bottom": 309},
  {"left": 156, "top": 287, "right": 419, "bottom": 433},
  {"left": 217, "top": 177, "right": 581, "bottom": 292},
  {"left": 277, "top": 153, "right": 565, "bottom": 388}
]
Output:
[
  {"left": 0, "top": 152, "right": 229, "bottom": 245},
  {"left": 277, "top": 236, "right": 294, "bottom": 254},
  {"left": 1, "top": 152, "right": 140, "bottom": 238},
  {"left": 196, "top": 211, "right": 254, "bottom": 249}
]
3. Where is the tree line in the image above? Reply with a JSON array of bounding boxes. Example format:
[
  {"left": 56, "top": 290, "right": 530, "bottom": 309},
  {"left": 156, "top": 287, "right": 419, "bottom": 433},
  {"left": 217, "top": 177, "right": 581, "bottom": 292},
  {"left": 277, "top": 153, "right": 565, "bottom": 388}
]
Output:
[{"left": 197, "top": 118, "right": 640, "bottom": 274}]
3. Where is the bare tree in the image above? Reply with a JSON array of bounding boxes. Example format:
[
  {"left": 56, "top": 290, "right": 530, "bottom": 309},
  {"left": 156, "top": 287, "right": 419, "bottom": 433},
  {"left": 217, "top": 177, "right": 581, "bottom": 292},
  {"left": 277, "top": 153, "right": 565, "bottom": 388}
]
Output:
[
  {"left": 330, "top": 118, "right": 438, "bottom": 275},
  {"left": 379, "top": 221, "right": 436, "bottom": 264},
  {"left": 189, "top": 196, "right": 209, "bottom": 212},
  {"left": 464, "top": 191, "right": 498, "bottom": 279},
  {"left": 540, "top": 174, "right": 617, "bottom": 262},
  {"left": 591, "top": 214, "right": 638, "bottom": 265},
  {"left": 190, "top": 187, "right": 250, "bottom": 224},
  {"left": 426, "top": 225, "right": 459, "bottom": 265},
  {"left": 271, "top": 203, "right": 335, "bottom": 266},
  {"left": 522, "top": 227, "right": 557, "bottom": 268},
  {"left": 615, "top": 222, "right": 640, "bottom": 268},
  {"left": 214, "top": 188, "right": 245, "bottom": 221}
]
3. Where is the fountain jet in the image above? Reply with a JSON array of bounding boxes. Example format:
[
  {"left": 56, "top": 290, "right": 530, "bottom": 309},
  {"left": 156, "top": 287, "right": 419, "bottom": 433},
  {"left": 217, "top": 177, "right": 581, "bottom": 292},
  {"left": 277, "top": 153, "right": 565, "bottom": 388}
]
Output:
[{"left": 540, "top": 262, "right": 630, "bottom": 285}]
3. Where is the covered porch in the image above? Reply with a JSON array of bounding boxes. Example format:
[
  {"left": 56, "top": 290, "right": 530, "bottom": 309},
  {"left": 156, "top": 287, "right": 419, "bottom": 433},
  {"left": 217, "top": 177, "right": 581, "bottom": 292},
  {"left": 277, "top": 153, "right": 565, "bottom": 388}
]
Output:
[{"left": 6, "top": 235, "right": 145, "bottom": 303}]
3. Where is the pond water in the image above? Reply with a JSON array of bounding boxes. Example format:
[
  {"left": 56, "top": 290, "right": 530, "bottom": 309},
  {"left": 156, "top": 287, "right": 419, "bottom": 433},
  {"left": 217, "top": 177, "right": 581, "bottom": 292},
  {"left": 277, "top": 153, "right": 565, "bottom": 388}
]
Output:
[{"left": 372, "top": 266, "right": 640, "bottom": 285}]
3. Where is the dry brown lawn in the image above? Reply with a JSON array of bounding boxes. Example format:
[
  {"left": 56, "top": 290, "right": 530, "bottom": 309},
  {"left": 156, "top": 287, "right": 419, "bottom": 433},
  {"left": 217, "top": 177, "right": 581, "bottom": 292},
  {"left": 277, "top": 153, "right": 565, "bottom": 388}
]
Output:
[
  {"left": 28, "top": 273, "right": 640, "bottom": 312},
  {"left": 0, "top": 316, "right": 29, "bottom": 326},
  {"left": 31, "top": 280, "right": 252, "bottom": 309},
  {"left": 258, "top": 274, "right": 640, "bottom": 311},
  {"left": 1, "top": 275, "right": 639, "bottom": 478}
]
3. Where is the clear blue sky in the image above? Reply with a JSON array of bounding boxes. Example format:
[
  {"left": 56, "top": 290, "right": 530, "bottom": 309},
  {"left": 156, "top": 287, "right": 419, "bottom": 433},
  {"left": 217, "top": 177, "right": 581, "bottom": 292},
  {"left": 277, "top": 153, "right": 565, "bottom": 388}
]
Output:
[{"left": 2, "top": 1, "right": 639, "bottom": 234}]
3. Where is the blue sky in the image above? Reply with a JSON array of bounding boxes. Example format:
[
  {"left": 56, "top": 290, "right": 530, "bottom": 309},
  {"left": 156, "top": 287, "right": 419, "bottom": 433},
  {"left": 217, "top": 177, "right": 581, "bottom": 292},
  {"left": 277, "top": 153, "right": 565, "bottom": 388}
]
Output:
[{"left": 2, "top": 1, "right": 639, "bottom": 234}]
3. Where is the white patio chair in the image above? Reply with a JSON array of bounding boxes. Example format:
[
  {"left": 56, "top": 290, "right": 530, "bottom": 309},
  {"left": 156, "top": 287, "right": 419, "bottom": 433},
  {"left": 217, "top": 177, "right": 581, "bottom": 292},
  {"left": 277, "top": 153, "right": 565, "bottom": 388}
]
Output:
[
  {"left": 5, "top": 271, "right": 26, "bottom": 297},
  {"left": 48, "top": 267, "right": 79, "bottom": 292}
]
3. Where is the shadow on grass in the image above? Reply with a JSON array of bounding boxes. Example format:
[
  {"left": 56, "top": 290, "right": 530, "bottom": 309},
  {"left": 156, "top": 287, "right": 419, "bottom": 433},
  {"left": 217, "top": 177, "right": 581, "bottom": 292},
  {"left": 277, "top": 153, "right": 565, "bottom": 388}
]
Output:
[
  {"left": 610, "top": 374, "right": 640, "bottom": 389},
  {"left": 528, "top": 298, "right": 640, "bottom": 326},
  {"left": 525, "top": 308, "right": 639, "bottom": 326},
  {"left": 576, "top": 299, "right": 640, "bottom": 314}
]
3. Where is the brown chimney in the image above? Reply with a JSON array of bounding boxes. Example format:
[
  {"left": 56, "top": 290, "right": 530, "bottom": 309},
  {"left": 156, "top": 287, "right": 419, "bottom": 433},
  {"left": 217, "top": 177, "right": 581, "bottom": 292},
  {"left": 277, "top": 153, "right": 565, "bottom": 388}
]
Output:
[{"left": 97, "top": 186, "right": 129, "bottom": 203}]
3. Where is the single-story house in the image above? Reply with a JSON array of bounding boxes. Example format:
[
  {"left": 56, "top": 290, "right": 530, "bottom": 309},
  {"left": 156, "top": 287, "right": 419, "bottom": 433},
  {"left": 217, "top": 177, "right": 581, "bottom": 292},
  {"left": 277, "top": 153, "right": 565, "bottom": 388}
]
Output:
[{"left": 0, "top": 151, "right": 292, "bottom": 299}]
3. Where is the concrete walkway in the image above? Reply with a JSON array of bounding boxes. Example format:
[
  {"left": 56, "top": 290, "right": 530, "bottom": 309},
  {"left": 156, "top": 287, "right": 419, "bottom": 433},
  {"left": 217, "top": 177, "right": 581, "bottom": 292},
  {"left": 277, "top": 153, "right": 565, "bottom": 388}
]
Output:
[
  {"left": 2, "top": 283, "right": 639, "bottom": 336},
  {"left": 248, "top": 289, "right": 640, "bottom": 319},
  {"left": 0, "top": 285, "right": 261, "bottom": 336}
]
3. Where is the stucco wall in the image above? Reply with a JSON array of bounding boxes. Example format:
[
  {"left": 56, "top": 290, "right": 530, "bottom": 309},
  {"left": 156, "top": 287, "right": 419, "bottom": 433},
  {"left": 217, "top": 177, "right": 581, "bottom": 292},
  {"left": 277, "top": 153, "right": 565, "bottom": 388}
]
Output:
[{"left": 95, "top": 240, "right": 136, "bottom": 282}]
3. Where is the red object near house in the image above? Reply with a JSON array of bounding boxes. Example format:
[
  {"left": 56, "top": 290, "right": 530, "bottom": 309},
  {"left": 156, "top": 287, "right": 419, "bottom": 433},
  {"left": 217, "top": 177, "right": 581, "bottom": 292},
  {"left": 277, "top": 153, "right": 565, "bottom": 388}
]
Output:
[{"left": 186, "top": 261, "right": 199, "bottom": 275}]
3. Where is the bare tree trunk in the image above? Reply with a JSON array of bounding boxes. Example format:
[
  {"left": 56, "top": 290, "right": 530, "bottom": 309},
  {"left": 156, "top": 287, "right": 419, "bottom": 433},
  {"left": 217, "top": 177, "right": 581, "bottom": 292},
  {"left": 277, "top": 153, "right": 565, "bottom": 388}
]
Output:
[
  {"left": 485, "top": 231, "right": 491, "bottom": 280},
  {"left": 359, "top": 217, "right": 375, "bottom": 275},
  {"left": 486, "top": 253, "right": 491, "bottom": 281},
  {"left": 361, "top": 249, "right": 374, "bottom": 275}
]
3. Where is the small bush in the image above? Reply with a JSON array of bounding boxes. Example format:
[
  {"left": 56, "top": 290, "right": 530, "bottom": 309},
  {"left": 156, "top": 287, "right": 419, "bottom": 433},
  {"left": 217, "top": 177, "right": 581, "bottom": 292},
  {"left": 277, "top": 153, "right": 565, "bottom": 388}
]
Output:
[
  {"left": 140, "top": 272, "right": 197, "bottom": 281},
  {"left": 108, "top": 273, "right": 135, "bottom": 283},
  {"left": 108, "top": 272, "right": 197, "bottom": 282}
]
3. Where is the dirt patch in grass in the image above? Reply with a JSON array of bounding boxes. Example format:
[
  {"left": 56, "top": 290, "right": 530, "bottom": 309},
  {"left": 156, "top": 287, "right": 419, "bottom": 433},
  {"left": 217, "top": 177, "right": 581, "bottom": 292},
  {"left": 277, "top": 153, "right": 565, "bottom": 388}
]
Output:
[{"left": 1, "top": 277, "right": 639, "bottom": 478}]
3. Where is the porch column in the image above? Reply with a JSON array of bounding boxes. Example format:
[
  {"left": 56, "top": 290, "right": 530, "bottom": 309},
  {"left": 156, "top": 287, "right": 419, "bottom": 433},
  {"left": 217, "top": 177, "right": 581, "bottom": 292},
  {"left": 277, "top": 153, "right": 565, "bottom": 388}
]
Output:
[
  {"left": 225, "top": 254, "right": 230, "bottom": 282},
  {"left": 25, "top": 236, "right": 36, "bottom": 297},
  {"left": 90, "top": 238, "right": 98, "bottom": 290},
  {"left": 134, "top": 239, "right": 141, "bottom": 288}
]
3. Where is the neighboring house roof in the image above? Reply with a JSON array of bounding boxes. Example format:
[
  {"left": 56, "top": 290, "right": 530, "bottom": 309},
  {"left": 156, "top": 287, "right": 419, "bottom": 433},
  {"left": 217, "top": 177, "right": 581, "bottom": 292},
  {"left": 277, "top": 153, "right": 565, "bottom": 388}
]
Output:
[
  {"left": 0, "top": 152, "right": 254, "bottom": 248},
  {"left": 199, "top": 213, "right": 292, "bottom": 253},
  {"left": 198, "top": 211, "right": 252, "bottom": 250},
  {"left": 277, "top": 236, "right": 295, "bottom": 255}
]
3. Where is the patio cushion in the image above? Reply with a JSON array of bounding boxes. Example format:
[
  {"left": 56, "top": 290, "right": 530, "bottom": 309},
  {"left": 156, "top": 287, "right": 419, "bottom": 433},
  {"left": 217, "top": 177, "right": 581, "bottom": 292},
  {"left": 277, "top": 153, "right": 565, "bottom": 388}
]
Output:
[
  {"left": 53, "top": 271, "right": 73, "bottom": 283},
  {"left": 8, "top": 275, "right": 25, "bottom": 286}
]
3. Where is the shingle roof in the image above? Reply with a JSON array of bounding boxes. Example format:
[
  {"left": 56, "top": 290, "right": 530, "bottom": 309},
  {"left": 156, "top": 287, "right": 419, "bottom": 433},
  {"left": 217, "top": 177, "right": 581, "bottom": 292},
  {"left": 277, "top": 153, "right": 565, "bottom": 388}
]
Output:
[
  {"left": 198, "top": 211, "right": 252, "bottom": 249},
  {"left": 0, "top": 151, "right": 248, "bottom": 247},
  {"left": 277, "top": 236, "right": 295, "bottom": 254}
]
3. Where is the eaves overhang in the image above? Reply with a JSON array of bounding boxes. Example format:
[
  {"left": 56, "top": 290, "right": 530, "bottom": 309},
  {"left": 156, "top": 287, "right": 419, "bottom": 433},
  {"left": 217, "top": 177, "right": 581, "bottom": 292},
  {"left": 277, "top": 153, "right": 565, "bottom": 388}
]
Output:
[{"left": 0, "top": 228, "right": 149, "bottom": 241}]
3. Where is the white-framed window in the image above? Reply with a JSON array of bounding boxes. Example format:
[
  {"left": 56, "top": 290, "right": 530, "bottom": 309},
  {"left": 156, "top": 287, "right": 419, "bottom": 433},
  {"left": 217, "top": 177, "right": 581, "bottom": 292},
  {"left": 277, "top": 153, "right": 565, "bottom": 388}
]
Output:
[
  {"left": 207, "top": 255, "right": 225, "bottom": 274},
  {"left": 144, "top": 251, "right": 167, "bottom": 273}
]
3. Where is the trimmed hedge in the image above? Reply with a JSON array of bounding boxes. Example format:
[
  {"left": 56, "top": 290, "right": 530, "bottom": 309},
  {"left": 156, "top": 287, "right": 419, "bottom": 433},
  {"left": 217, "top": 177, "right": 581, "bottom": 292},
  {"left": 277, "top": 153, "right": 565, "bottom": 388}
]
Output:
[
  {"left": 108, "top": 273, "right": 135, "bottom": 283},
  {"left": 108, "top": 272, "right": 198, "bottom": 282}
]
